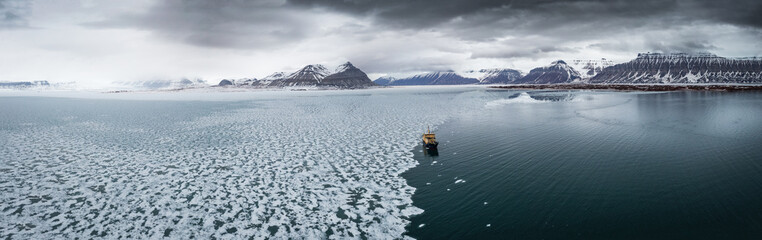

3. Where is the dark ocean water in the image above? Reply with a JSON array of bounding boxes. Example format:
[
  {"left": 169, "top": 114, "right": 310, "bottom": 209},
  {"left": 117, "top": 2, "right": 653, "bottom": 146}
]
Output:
[{"left": 403, "top": 90, "right": 762, "bottom": 239}]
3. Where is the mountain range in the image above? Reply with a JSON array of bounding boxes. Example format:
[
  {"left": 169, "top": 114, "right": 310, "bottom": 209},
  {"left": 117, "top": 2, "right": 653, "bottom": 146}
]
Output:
[
  {"left": 114, "top": 78, "right": 208, "bottom": 89},
  {"left": 5, "top": 53, "right": 760, "bottom": 91},
  {"left": 375, "top": 71, "right": 479, "bottom": 86},
  {"left": 373, "top": 53, "right": 762, "bottom": 85},
  {"left": 219, "top": 62, "right": 376, "bottom": 89},
  {"left": 474, "top": 68, "right": 522, "bottom": 84},
  {"left": 590, "top": 53, "right": 762, "bottom": 84},
  {"left": 570, "top": 59, "right": 615, "bottom": 79},
  {"left": 0, "top": 81, "right": 50, "bottom": 88},
  {"left": 513, "top": 60, "right": 582, "bottom": 84}
]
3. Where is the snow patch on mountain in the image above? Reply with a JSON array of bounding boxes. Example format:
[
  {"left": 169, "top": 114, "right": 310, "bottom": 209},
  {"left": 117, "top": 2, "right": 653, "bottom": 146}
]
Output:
[
  {"left": 570, "top": 59, "right": 615, "bottom": 80},
  {"left": 114, "top": 78, "right": 208, "bottom": 90},
  {"left": 590, "top": 53, "right": 762, "bottom": 84},
  {"left": 472, "top": 68, "right": 522, "bottom": 84},
  {"left": 377, "top": 71, "right": 479, "bottom": 86},
  {"left": 515, "top": 60, "right": 581, "bottom": 84}
]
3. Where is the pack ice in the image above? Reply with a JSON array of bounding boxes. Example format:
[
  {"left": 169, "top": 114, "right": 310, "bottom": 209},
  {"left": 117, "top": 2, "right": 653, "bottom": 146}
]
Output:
[{"left": 0, "top": 88, "right": 488, "bottom": 239}]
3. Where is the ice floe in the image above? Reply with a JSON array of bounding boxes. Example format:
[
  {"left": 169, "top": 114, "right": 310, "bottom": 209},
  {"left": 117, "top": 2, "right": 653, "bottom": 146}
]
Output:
[{"left": 0, "top": 87, "right": 492, "bottom": 239}]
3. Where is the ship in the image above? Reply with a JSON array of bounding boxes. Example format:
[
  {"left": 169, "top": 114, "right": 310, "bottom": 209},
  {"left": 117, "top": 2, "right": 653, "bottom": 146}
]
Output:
[{"left": 422, "top": 126, "right": 438, "bottom": 150}]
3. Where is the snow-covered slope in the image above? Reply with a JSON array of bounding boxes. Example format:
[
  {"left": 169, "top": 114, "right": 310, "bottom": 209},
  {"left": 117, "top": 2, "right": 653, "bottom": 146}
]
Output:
[
  {"left": 590, "top": 53, "right": 762, "bottom": 84},
  {"left": 216, "top": 78, "right": 259, "bottom": 87},
  {"left": 319, "top": 62, "right": 377, "bottom": 88},
  {"left": 473, "top": 68, "right": 522, "bottom": 84},
  {"left": 570, "top": 59, "right": 615, "bottom": 80},
  {"left": 272, "top": 64, "right": 331, "bottom": 87},
  {"left": 373, "top": 76, "right": 396, "bottom": 86},
  {"left": 254, "top": 72, "right": 287, "bottom": 87},
  {"left": 380, "top": 72, "right": 479, "bottom": 86},
  {"left": 0, "top": 81, "right": 50, "bottom": 89},
  {"left": 114, "top": 79, "right": 208, "bottom": 90},
  {"left": 515, "top": 60, "right": 581, "bottom": 84}
]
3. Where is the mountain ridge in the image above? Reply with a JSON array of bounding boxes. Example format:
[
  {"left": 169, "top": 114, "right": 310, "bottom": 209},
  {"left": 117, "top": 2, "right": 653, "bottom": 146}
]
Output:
[
  {"left": 590, "top": 53, "right": 762, "bottom": 84},
  {"left": 514, "top": 60, "right": 582, "bottom": 84}
]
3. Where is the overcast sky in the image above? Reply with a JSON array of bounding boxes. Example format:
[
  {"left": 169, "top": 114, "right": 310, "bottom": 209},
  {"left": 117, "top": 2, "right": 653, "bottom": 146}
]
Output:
[{"left": 1, "top": 0, "right": 761, "bottom": 86}]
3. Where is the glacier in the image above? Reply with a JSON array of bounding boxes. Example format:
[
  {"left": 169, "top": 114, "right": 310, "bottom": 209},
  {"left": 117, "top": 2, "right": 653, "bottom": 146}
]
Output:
[{"left": 0, "top": 87, "right": 491, "bottom": 239}]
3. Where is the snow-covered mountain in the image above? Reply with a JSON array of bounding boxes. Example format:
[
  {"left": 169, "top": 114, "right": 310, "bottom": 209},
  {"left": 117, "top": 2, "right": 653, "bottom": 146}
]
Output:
[
  {"left": 219, "top": 63, "right": 376, "bottom": 89},
  {"left": 372, "top": 76, "right": 396, "bottom": 86},
  {"left": 376, "top": 71, "right": 479, "bottom": 86},
  {"left": 115, "top": 78, "right": 208, "bottom": 89},
  {"left": 257, "top": 72, "right": 287, "bottom": 87},
  {"left": 514, "top": 60, "right": 582, "bottom": 84},
  {"left": 223, "top": 72, "right": 286, "bottom": 88},
  {"left": 236, "top": 78, "right": 259, "bottom": 86},
  {"left": 272, "top": 64, "right": 331, "bottom": 87},
  {"left": 216, "top": 78, "right": 259, "bottom": 87},
  {"left": 570, "top": 59, "right": 615, "bottom": 79},
  {"left": 472, "top": 68, "right": 522, "bottom": 84},
  {"left": 318, "top": 62, "right": 377, "bottom": 88},
  {"left": 0, "top": 81, "right": 50, "bottom": 89},
  {"left": 590, "top": 53, "right": 762, "bottom": 84}
]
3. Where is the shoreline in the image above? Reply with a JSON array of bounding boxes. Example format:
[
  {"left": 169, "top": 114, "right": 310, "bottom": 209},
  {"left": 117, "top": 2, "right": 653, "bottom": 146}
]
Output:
[{"left": 488, "top": 84, "right": 762, "bottom": 92}]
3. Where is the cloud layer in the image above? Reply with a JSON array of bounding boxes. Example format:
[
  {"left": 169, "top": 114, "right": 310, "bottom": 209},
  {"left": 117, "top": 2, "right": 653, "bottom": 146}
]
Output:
[
  {"left": 0, "top": 0, "right": 31, "bottom": 29},
  {"left": 1, "top": 0, "right": 761, "bottom": 84}
]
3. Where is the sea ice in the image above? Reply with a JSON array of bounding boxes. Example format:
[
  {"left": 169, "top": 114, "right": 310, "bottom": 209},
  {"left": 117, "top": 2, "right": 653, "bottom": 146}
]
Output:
[{"left": 0, "top": 87, "right": 493, "bottom": 239}]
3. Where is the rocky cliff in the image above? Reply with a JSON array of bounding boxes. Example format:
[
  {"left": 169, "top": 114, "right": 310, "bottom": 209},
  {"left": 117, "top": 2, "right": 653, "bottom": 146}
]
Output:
[{"left": 590, "top": 53, "right": 762, "bottom": 84}]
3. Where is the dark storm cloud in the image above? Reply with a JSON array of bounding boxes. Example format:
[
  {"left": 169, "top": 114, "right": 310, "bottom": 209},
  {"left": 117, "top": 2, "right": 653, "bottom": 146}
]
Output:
[
  {"left": 287, "top": 0, "right": 511, "bottom": 28},
  {"left": 0, "top": 0, "right": 30, "bottom": 29},
  {"left": 289, "top": 0, "right": 762, "bottom": 29},
  {"left": 687, "top": 0, "right": 762, "bottom": 28},
  {"left": 645, "top": 39, "right": 717, "bottom": 54},
  {"left": 86, "top": 0, "right": 762, "bottom": 53},
  {"left": 471, "top": 45, "right": 578, "bottom": 59},
  {"left": 288, "top": 0, "right": 670, "bottom": 28},
  {"left": 289, "top": 0, "right": 762, "bottom": 55},
  {"left": 87, "top": 0, "right": 317, "bottom": 49}
]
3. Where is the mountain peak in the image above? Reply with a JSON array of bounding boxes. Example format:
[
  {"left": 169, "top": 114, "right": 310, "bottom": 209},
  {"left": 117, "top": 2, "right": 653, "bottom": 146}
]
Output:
[
  {"left": 378, "top": 71, "right": 478, "bottom": 86},
  {"left": 320, "top": 62, "right": 376, "bottom": 88},
  {"left": 515, "top": 60, "right": 581, "bottom": 84},
  {"left": 336, "top": 62, "right": 356, "bottom": 72},
  {"left": 262, "top": 72, "right": 286, "bottom": 80},
  {"left": 274, "top": 64, "right": 332, "bottom": 86},
  {"left": 301, "top": 64, "right": 329, "bottom": 72},
  {"left": 290, "top": 64, "right": 330, "bottom": 78},
  {"left": 476, "top": 68, "right": 522, "bottom": 84}
]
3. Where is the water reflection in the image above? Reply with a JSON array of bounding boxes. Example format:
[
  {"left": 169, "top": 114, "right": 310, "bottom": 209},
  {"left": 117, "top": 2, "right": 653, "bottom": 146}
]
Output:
[
  {"left": 423, "top": 148, "right": 439, "bottom": 156},
  {"left": 406, "top": 90, "right": 762, "bottom": 239},
  {"left": 527, "top": 91, "right": 576, "bottom": 101}
]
